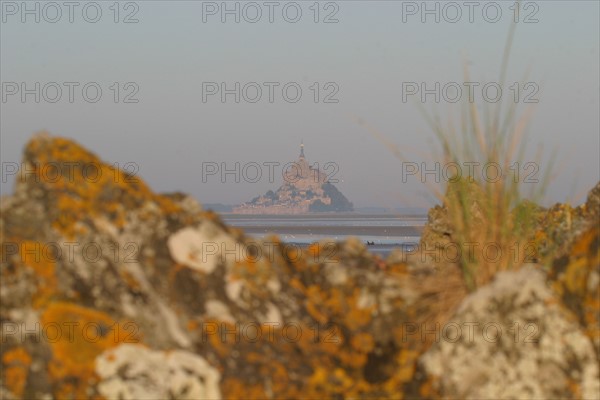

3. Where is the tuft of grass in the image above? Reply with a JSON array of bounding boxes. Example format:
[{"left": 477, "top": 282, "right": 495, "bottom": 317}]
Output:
[
  {"left": 355, "top": 1, "right": 553, "bottom": 294},
  {"left": 416, "top": 1, "right": 552, "bottom": 292}
]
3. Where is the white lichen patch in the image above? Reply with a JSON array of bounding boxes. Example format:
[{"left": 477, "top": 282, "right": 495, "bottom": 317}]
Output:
[
  {"left": 205, "top": 300, "right": 235, "bottom": 324},
  {"left": 421, "top": 266, "right": 600, "bottom": 400},
  {"left": 324, "top": 264, "right": 348, "bottom": 285},
  {"left": 177, "top": 195, "right": 203, "bottom": 215},
  {"left": 168, "top": 222, "right": 237, "bottom": 274},
  {"left": 156, "top": 301, "right": 192, "bottom": 348},
  {"left": 225, "top": 276, "right": 244, "bottom": 304},
  {"left": 357, "top": 288, "right": 377, "bottom": 310},
  {"left": 119, "top": 292, "right": 137, "bottom": 318},
  {"left": 95, "top": 344, "right": 221, "bottom": 400},
  {"left": 259, "top": 302, "right": 283, "bottom": 326},
  {"left": 266, "top": 278, "right": 281, "bottom": 294},
  {"left": 92, "top": 216, "right": 120, "bottom": 239},
  {"left": 378, "top": 278, "right": 408, "bottom": 314}
]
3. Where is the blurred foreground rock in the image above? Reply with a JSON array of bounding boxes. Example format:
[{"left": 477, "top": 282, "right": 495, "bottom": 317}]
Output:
[
  {"left": 421, "top": 266, "right": 598, "bottom": 399},
  {"left": 1, "top": 134, "right": 598, "bottom": 399}
]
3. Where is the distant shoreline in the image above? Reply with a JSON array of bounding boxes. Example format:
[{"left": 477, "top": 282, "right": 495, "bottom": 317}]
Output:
[
  {"left": 229, "top": 224, "right": 423, "bottom": 237},
  {"left": 220, "top": 212, "right": 428, "bottom": 219}
]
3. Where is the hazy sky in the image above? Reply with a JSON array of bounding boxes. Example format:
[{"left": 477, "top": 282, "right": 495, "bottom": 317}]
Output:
[{"left": 1, "top": 1, "right": 599, "bottom": 208}]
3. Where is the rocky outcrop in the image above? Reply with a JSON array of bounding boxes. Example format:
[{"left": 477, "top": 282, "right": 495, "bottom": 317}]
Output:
[
  {"left": 420, "top": 266, "right": 599, "bottom": 399},
  {"left": 535, "top": 181, "right": 600, "bottom": 262},
  {"left": 416, "top": 179, "right": 600, "bottom": 399},
  {"left": 548, "top": 223, "right": 600, "bottom": 356},
  {"left": 418, "top": 178, "right": 487, "bottom": 267},
  {"left": 584, "top": 181, "right": 600, "bottom": 223},
  {"left": 1, "top": 133, "right": 598, "bottom": 399}
]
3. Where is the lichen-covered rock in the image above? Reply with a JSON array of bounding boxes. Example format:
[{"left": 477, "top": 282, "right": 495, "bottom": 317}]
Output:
[
  {"left": 584, "top": 181, "right": 600, "bottom": 223},
  {"left": 549, "top": 223, "right": 600, "bottom": 356},
  {"left": 535, "top": 182, "right": 600, "bottom": 262},
  {"left": 420, "top": 178, "right": 486, "bottom": 241},
  {"left": 420, "top": 266, "right": 599, "bottom": 399},
  {"left": 1, "top": 134, "right": 234, "bottom": 398}
]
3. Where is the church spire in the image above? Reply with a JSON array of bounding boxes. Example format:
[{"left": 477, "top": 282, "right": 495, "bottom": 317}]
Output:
[{"left": 299, "top": 140, "right": 305, "bottom": 159}]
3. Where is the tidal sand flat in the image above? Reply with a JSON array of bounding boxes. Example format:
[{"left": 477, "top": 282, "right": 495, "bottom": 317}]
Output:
[{"left": 223, "top": 214, "right": 426, "bottom": 256}]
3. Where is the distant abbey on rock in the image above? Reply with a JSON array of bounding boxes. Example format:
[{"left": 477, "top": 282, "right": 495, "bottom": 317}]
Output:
[{"left": 233, "top": 142, "right": 354, "bottom": 214}]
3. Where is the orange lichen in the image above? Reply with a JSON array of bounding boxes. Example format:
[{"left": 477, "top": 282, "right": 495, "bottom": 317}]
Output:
[
  {"left": 419, "top": 375, "right": 441, "bottom": 399},
  {"left": 387, "top": 261, "right": 409, "bottom": 275},
  {"left": 337, "top": 350, "right": 367, "bottom": 369},
  {"left": 40, "top": 302, "right": 138, "bottom": 399},
  {"left": 230, "top": 258, "right": 275, "bottom": 299},
  {"left": 395, "top": 349, "right": 419, "bottom": 381},
  {"left": 350, "top": 332, "right": 375, "bottom": 353},
  {"left": 2, "top": 347, "right": 32, "bottom": 397},
  {"left": 306, "top": 242, "right": 322, "bottom": 259},
  {"left": 305, "top": 284, "right": 376, "bottom": 331},
  {"left": 306, "top": 367, "right": 358, "bottom": 396},
  {"left": 567, "top": 377, "right": 583, "bottom": 399},
  {"left": 187, "top": 319, "right": 199, "bottom": 331},
  {"left": 551, "top": 225, "right": 600, "bottom": 349},
  {"left": 221, "top": 378, "right": 266, "bottom": 399}
]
